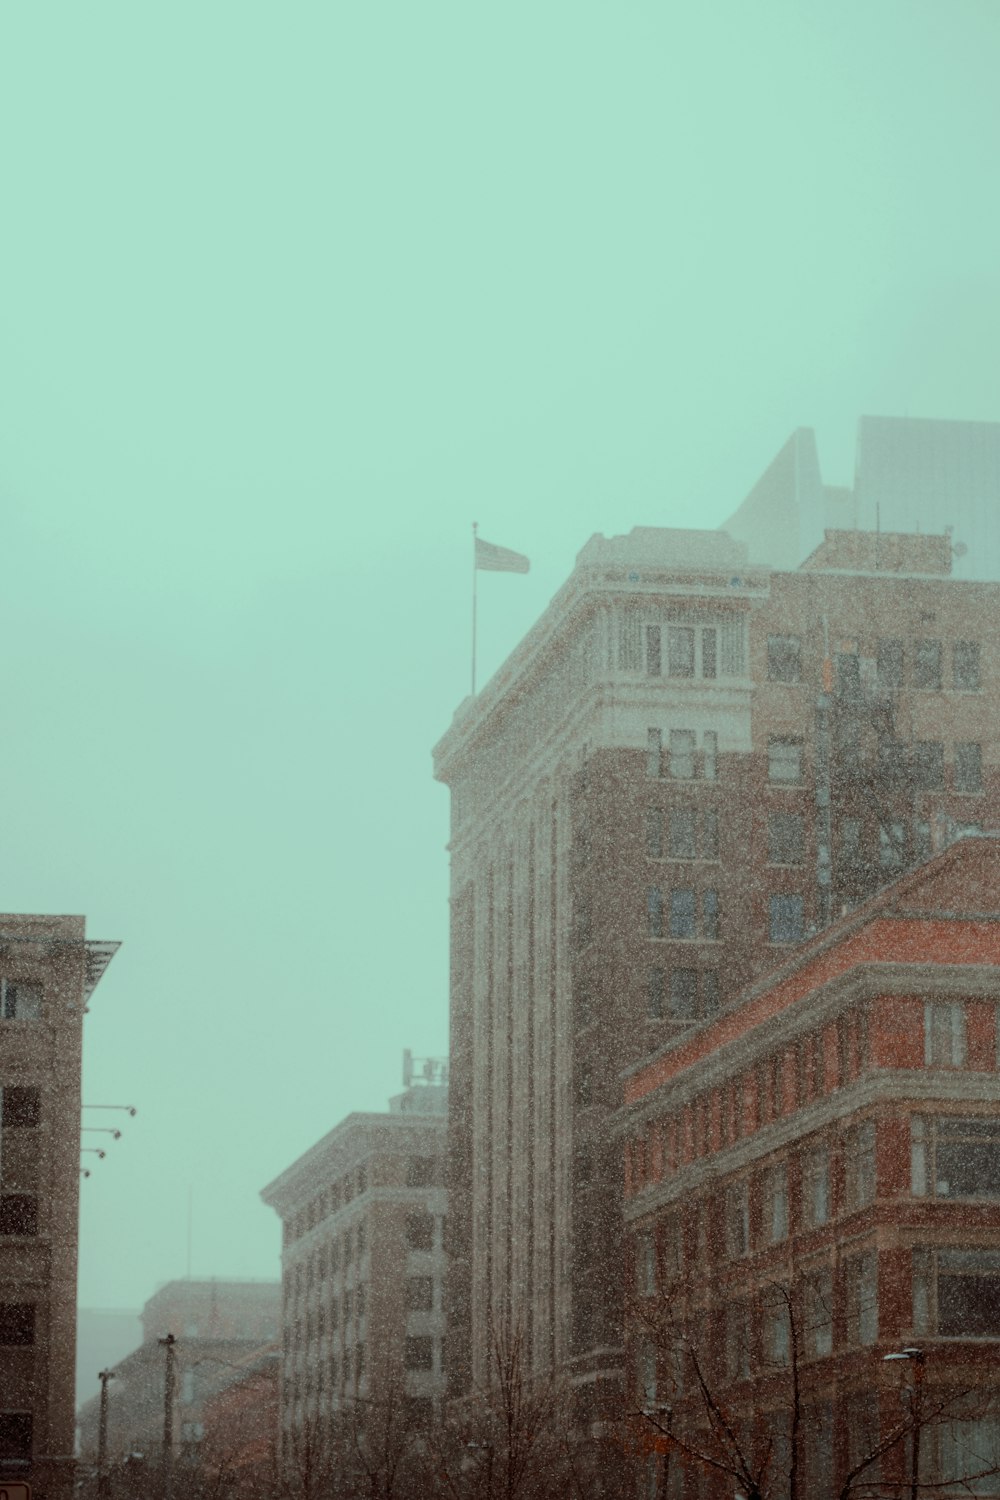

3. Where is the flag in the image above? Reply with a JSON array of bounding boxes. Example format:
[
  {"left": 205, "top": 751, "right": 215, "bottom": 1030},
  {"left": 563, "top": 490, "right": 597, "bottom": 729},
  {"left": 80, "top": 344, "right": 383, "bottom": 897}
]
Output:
[{"left": 475, "top": 536, "right": 530, "bottom": 574}]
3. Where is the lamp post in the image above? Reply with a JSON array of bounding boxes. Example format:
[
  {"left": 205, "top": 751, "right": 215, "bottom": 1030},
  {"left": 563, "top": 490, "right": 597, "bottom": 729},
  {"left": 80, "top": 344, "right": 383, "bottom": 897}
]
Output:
[
  {"left": 97, "top": 1367, "right": 116, "bottom": 1499},
  {"left": 158, "top": 1333, "right": 177, "bottom": 1500},
  {"left": 883, "top": 1346, "right": 925, "bottom": 1500}
]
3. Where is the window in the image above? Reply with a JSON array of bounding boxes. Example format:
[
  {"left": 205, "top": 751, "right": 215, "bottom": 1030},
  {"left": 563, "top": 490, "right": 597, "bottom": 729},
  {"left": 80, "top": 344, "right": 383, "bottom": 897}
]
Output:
[
  {"left": 725, "top": 1299, "right": 751, "bottom": 1380},
  {"left": 646, "top": 729, "right": 662, "bottom": 779},
  {"left": 636, "top": 1341, "right": 657, "bottom": 1409},
  {"left": 768, "top": 738, "right": 802, "bottom": 784},
  {"left": 669, "top": 969, "right": 698, "bottom": 1020},
  {"left": 406, "top": 1276, "right": 434, "bottom": 1311},
  {"left": 844, "top": 1121, "right": 876, "bottom": 1211},
  {"left": 668, "top": 809, "right": 697, "bottom": 859},
  {"left": 769, "top": 894, "right": 804, "bottom": 944},
  {"left": 844, "top": 1251, "right": 878, "bottom": 1345},
  {"left": 405, "top": 1212, "right": 434, "bottom": 1251},
  {"left": 955, "top": 742, "right": 983, "bottom": 793},
  {"left": 914, "top": 638, "right": 942, "bottom": 690},
  {"left": 912, "top": 741, "right": 944, "bottom": 789},
  {"left": 769, "top": 812, "right": 804, "bottom": 865},
  {"left": 702, "top": 810, "right": 720, "bottom": 859},
  {"left": 876, "top": 638, "right": 904, "bottom": 691},
  {"left": 0, "top": 1412, "right": 32, "bottom": 1463},
  {"left": 803, "top": 1147, "right": 830, "bottom": 1228},
  {"left": 668, "top": 889, "right": 696, "bottom": 939},
  {"left": 767, "top": 635, "right": 801, "bottom": 683},
  {"left": 911, "top": 1116, "right": 1000, "bottom": 1199},
  {"left": 925, "top": 1000, "right": 967, "bottom": 1068},
  {"left": 182, "top": 1370, "right": 196, "bottom": 1405},
  {"left": 762, "top": 1288, "right": 791, "bottom": 1366},
  {"left": 645, "top": 626, "right": 662, "bottom": 676},
  {"left": 404, "top": 1396, "right": 435, "bottom": 1430},
  {"left": 703, "top": 731, "right": 718, "bottom": 781},
  {"left": 1, "top": 1089, "right": 40, "bottom": 1128},
  {"left": 0, "top": 984, "right": 41, "bottom": 1021},
  {"left": 803, "top": 1269, "right": 833, "bottom": 1359},
  {"left": 0, "top": 1305, "right": 34, "bottom": 1345},
  {"left": 407, "top": 1157, "right": 436, "bottom": 1188},
  {"left": 668, "top": 730, "right": 696, "bottom": 780},
  {"left": 702, "top": 889, "right": 719, "bottom": 940},
  {"left": 914, "top": 819, "right": 932, "bottom": 863},
  {"left": 701, "top": 628, "right": 717, "bottom": 680},
  {"left": 667, "top": 626, "right": 695, "bottom": 678},
  {"left": 647, "top": 887, "right": 664, "bottom": 939},
  {"left": 836, "top": 652, "right": 862, "bottom": 702},
  {"left": 0, "top": 1197, "right": 37, "bottom": 1236},
  {"left": 913, "top": 1247, "right": 1000, "bottom": 1337},
  {"left": 405, "top": 1336, "right": 433, "bottom": 1371},
  {"left": 725, "top": 1182, "right": 749, "bottom": 1259},
  {"left": 702, "top": 970, "right": 720, "bottom": 1015},
  {"left": 879, "top": 822, "right": 906, "bottom": 870},
  {"left": 647, "top": 968, "right": 665, "bottom": 1019},
  {"left": 954, "top": 640, "right": 982, "bottom": 691},
  {"left": 763, "top": 1165, "right": 788, "bottom": 1243},
  {"left": 635, "top": 1233, "right": 656, "bottom": 1296},
  {"left": 645, "top": 808, "right": 663, "bottom": 858},
  {"left": 878, "top": 736, "right": 906, "bottom": 782}
]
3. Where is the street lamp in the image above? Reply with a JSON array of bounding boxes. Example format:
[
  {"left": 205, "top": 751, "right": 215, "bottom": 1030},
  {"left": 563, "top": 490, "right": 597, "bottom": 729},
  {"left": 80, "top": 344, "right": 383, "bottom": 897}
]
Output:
[
  {"left": 883, "top": 1346, "right": 925, "bottom": 1500},
  {"left": 97, "top": 1368, "right": 116, "bottom": 1499}
]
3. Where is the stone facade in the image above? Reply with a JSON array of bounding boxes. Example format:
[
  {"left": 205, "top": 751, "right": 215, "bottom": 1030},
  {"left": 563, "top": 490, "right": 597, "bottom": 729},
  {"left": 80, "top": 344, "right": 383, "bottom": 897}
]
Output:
[
  {"left": 0, "top": 914, "right": 118, "bottom": 1499},
  {"left": 434, "top": 519, "right": 1000, "bottom": 1405}
]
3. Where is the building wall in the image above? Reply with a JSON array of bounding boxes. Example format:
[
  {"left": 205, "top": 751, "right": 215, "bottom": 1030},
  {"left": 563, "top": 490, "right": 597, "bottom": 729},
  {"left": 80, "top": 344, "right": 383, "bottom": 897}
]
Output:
[
  {"left": 0, "top": 915, "right": 118, "bottom": 1500},
  {"left": 435, "top": 526, "right": 1000, "bottom": 1401},
  {"left": 261, "top": 1087, "right": 448, "bottom": 1462},
  {"left": 621, "top": 838, "right": 1000, "bottom": 1495}
]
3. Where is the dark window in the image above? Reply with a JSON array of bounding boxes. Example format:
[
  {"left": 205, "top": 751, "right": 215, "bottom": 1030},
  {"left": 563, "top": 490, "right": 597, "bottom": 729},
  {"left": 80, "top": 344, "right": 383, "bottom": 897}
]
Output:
[
  {"left": 0, "top": 1412, "right": 32, "bottom": 1462},
  {"left": 669, "top": 889, "right": 696, "bottom": 939},
  {"left": 954, "top": 641, "right": 981, "bottom": 691},
  {"left": 955, "top": 742, "right": 983, "bottom": 793},
  {"left": 703, "top": 731, "right": 718, "bottom": 781},
  {"left": 876, "top": 638, "right": 904, "bottom": 691},
  {"left": 836, "top": 653, "right": 862, "bottom": 702},
  {"left": 0, "top": 1305, "right": 34, "bottom": 1345},
  {"left": 407, "top": 1157, "right": 436, "bottom": 1188},
  {"left": 702, "top": 810, "right": 720, "bottom": 860},
  {"left": 0, "top": 1198, "right": 37, "bottom": 1237},
  {"left": 647, "top": 968, "right": 665, "bottom": 1020},
  {"left": 912, "top": 741, "right": 944, "bottom": 790},
  {"left": 914, "top": 638, "right": 942, "bottom": 690},
  {"left": 767, "top": 635, "right": 801, "bottom": 683},
  {"left": 702, "top": 889, "right": 719, "bottom": 940},
  {"left": 768, "top": 738, "right": 802, "bottom": 784},
  {"left": 701, "top": 628, "right": 717, "bottom": 680},
  {"left": 645, "top": 626, "right": 661, "bottom": 677},
  {"left": 647, "top": 887, "right": 663, "bottom": 939},
  {"left": 1, "top": 1089, "right": 40, "bottom": 1128},
  {"left": 702, "top": 970, "right": 720, "bottom": 1015},
  {"left": 405, "top": 1336, "right": 434, "bottom": 1371},
  {"left": 404, "top": 1396, "right": 435, "bottom": 1430},
  {"left": 668, "top": 810, "right": 697, "bottom": 859},
  {"left": 405, "top": 1212, "right": 434, "bottom": 1251},
  {"left": 769, "top": 895, "right": 804, "bottom": 945},
  {"left": 769, "top": 813, "right": 804, "bottom": 865},
  {"left": 0, "top": 984, "right": 41, "bottom": 1021},
  {"left": 878, "top": 737, "right": 906, "bottom": 781},
  {"left": 406, "top": 1277, "right": 434, "bottom": 1312},
  {"left": 645, "top": 808, "right": 663, "bottom": 858},
  {"left": 912, "top": 1117, "right": 1000, "bottom": 1200},
  {"left": 936, "top": 1251, "right": 1000, "bottom": 1336},
  {"left": 667, "top": 626, "right": 695, "bottom": 678},
  {"left": 646, "top": 729, "right": 662, "bottom": 779},
  {"left": 669, "top": 969, "right": 698, "bottom": 1021}
]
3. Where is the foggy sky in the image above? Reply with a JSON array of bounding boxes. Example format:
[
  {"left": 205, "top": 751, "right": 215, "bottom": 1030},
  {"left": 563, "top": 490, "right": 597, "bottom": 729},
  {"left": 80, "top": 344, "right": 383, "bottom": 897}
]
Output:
[{"left": 0, "top": 1, "right": 997, "bottom": 1314}]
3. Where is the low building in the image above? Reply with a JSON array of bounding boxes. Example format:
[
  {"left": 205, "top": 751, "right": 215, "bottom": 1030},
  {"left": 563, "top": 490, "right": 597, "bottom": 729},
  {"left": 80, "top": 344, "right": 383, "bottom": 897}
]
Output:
[
  {"left": 260, "top": 1055, "right": 448, "bottom": 1465},
  {"left": 0, "top": 913, "right": 119, "bottom": 1499},
  {"left": 199, "top": 1348, "right": 279, "bottom": 1498},
  {"left": 620, "top": 835, "right": 1000, "bottom": 1496},
  {"left": 75, "top": 1279, "right": 280, "bottom": 1480}
]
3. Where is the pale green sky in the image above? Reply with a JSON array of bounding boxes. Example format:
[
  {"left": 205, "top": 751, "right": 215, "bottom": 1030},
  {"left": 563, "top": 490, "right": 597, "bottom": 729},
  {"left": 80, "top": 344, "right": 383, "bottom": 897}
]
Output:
[{"left": 0, "top": 2, "right": 997, "bottom": 1314}]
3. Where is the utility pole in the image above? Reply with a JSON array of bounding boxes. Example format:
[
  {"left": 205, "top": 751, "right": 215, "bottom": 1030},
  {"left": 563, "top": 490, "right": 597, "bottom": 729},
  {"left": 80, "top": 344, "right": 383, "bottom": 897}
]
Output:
[
  {"left": 97, "top": 1367, "right": 115, "bottom": 1498},
  {"left": 158, "top": 1333, "right": 177, "bottom": 1500}
]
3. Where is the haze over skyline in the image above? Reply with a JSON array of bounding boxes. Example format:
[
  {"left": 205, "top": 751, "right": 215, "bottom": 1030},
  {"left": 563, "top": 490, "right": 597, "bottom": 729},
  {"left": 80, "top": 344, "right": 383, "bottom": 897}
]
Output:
[{"left": 0, "top": 1, "right": 997, "bottom": 1313}]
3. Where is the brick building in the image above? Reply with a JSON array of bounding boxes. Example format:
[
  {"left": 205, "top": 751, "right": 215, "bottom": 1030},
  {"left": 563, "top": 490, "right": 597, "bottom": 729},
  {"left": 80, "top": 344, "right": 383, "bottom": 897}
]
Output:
[
  {"left": 0, "top": 913, "right": 118, "bottom": 1499},
  {"left": 620, "top": 833, "right": 1000, "bottom": 1496},
  {"left": 260, "top": 1056, "right": 448, "bottom": 1464},
  {"left": 75, "top": 1279, "right": 280, "bottom": 1478},
  {"left": 433, "top": 503, "right": 1000, "bottom": 1404},
  {"left": 198, "top": 1348, "right": 279, "bottom": 1498}
]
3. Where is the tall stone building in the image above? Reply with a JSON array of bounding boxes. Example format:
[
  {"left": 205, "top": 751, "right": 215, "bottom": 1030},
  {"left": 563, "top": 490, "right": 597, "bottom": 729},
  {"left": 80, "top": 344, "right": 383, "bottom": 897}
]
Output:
[
  {"left": 0, "top": 913, "right": 118, "bottom": 1498},
  {"left": 261, "top": 1056, "right": 448, "bottom": 1464},
  {"left": 434, "top": 505, "right": 1000, "bottom": 1407}
]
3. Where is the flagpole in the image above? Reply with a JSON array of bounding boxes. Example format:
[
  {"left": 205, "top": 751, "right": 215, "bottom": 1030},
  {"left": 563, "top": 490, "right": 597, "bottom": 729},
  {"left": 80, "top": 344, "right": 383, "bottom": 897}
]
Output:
[{"left": 471, "top": 521, "right": 478, "bottom": 696}]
